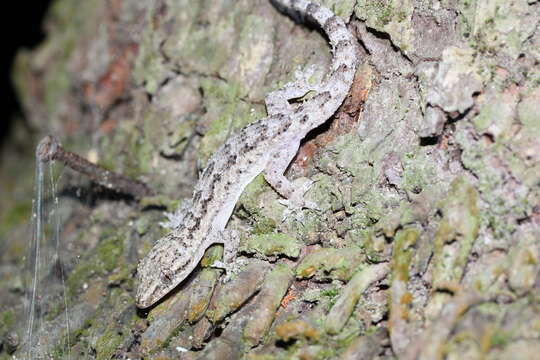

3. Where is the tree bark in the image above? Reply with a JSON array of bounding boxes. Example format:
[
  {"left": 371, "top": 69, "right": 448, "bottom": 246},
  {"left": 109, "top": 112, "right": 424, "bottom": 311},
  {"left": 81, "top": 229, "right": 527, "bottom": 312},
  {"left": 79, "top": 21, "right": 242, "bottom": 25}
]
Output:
[{"left": 1, "top": 0, "right": 539, "bottom": 359}]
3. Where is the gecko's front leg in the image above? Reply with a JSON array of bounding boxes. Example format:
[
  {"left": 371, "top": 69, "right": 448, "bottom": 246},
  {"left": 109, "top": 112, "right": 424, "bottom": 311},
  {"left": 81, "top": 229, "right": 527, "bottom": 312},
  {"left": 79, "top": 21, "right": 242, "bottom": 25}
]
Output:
[{"left": 264, "top": 147, "right": 319, "bottom": 214}]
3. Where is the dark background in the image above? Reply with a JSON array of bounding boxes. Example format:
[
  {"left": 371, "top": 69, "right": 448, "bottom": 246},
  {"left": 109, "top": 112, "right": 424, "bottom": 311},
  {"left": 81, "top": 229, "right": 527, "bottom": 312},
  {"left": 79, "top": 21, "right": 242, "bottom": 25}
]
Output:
[{"left": 1, "top": 1, "right": 51, "bottom": 143}]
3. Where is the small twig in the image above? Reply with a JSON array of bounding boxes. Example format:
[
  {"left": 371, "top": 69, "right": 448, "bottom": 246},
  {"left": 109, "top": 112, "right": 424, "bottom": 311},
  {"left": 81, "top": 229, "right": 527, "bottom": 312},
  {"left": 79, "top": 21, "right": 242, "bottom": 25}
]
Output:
[{"left": 37, "top": 135, "right": 155, "bottom": 199}]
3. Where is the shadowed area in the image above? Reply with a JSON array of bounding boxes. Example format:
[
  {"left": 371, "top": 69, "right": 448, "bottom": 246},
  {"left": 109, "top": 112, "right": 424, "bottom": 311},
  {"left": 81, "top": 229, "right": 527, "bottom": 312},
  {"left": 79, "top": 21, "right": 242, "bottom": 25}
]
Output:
[{"left": 1, "top": 0, "right": 51, "bottom": 144}]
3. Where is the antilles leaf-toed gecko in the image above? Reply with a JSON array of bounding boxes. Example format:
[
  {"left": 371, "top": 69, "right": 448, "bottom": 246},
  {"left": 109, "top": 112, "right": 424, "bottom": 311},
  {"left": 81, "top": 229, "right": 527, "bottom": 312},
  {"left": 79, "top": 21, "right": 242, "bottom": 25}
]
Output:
[{"left": 136, "top": 0, "right": 360, "bottom": 308}]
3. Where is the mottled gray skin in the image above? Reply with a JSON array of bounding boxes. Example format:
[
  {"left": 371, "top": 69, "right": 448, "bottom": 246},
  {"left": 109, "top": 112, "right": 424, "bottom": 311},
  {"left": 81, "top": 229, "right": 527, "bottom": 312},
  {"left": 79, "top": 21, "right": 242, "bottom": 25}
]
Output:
[{"left": 136, "top": 0, "right": 359, "bottom": 308}]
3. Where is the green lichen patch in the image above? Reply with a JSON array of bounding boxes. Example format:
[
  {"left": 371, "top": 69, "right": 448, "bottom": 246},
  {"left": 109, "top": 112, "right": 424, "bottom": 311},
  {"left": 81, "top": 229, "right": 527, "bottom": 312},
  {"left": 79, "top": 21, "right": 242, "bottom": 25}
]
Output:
[
  {"left": 517, "top": 87, "right": 540, "bottom": 131},
  {"left": 142, "top": 105, "right": 197, "bottom": 160},
  {"left": 472, "top": 88, "right": 519, "bottom": 141},
  {"left": 456, "top": 0, "right": 538, "bottom": 59},
  {"left": 237, "top": 174, "right": 279, "bottom": 234},
  {"left": 132, "top": 10, "right": 170, "bottom": 95},
  {"left": 240, "top": 233, "right": 302, "bottom": 259},
  {"left": 218, "top": 14, "right": 274, "bottom": 100},
  {"left": 392, "top": 228, "right": 419, "bottom": 283},
  {"left": 354, "top": 0, "right": 413, "bottom": 54},
  {"left": 508, "top": 231, "right": 539, "bottom": 296},
  {"left": 296, "top": 247, "right": 365, "bottom": 282},
  {"left": 0, "top": 310, "right": 15, "bottom": 339},
  {"left": 388, "top": 228, "right": 419, "bottom": 334},
  {"left": 320, "top": 0, "right": 356, "bottom": 19},
  {"left": 199, "top": 244, "right": 224, "bottom": 268},
  {"left": 431, "top": 177, "right": 479, "bottom": 289},
  {"left": 399, "top": 150, "right": 439, "bottom": 198},
  {"left": 423, "top": 46, "right": 483, "bottom": 114}
]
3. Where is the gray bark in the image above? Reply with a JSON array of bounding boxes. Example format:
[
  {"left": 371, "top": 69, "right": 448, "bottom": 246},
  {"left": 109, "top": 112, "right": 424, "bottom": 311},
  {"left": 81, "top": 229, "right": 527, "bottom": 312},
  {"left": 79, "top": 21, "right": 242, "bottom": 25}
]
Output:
[{"left": 1, "top": 0, "right": 539, "bottom": 359}]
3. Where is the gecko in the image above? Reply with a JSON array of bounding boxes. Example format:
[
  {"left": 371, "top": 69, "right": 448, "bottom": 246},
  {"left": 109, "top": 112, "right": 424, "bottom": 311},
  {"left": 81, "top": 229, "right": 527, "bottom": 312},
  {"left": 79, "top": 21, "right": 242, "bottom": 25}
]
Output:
[{"left": 136, "top": 0, "right": 360, "bottom": 308}]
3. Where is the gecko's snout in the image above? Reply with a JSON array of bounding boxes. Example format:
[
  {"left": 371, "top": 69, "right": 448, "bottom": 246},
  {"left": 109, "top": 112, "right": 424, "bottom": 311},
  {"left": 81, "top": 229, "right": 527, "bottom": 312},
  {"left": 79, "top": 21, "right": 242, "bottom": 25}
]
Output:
[{"left": 134, "top": 257, "right": 161, "bottom": 309}]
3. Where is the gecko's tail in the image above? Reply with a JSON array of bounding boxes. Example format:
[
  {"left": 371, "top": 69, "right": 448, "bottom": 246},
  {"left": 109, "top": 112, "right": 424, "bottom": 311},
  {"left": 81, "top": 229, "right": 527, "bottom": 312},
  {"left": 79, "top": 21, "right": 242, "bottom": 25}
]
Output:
[{"left": 273, "top": 0, "right": 360, "bottom": 122}]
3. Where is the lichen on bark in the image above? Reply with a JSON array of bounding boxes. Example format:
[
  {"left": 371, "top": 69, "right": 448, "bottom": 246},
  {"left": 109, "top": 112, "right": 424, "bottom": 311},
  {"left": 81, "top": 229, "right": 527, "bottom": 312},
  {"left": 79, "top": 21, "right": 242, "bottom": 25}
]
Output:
[{"left": 1, "top": 0, "right": 539, "bottom": 359}]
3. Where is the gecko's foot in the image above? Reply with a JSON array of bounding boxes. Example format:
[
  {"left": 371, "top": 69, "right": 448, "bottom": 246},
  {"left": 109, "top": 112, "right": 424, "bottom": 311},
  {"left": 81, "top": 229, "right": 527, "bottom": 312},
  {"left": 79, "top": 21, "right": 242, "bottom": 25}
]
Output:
[
  {"left": 213, "top": 257, "right": 248, "bottom": 282},
  {"left": 279, "top": 179, "right": 320, "bottom": 221}
]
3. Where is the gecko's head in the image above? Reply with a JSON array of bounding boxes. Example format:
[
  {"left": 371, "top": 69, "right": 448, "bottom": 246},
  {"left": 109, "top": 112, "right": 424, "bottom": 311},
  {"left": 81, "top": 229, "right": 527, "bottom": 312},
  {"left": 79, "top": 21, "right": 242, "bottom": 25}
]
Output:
[{"left": 135, "top": 236, "right": 192, "bottom": 308}]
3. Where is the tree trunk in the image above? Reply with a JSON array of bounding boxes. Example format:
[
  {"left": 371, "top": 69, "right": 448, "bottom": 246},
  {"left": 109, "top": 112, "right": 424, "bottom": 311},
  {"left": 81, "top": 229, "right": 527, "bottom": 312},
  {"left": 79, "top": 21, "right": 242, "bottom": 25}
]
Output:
[{"left": 1, "top": 0, "right": 539, "bottom": 359}]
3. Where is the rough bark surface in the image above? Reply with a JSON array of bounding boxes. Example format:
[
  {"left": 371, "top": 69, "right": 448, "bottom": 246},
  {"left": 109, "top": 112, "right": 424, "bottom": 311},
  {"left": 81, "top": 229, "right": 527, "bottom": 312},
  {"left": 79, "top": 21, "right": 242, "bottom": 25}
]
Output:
[{"left": 1, "top": 0, "right": 539, "bottom": 359}]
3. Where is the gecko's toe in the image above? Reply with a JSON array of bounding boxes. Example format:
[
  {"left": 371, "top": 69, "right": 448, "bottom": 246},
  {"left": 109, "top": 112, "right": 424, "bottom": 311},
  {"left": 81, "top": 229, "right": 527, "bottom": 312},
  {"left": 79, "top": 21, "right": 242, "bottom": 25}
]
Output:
[{"left": 216, "top": 257, "right": 247, "bottom": 282}]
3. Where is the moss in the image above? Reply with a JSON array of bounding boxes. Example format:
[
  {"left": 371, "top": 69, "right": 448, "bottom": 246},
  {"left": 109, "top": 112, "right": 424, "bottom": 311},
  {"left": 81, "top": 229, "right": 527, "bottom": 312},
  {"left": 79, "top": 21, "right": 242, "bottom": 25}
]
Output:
[
  {"left": 489, "top": 328, "right": 512, "bottom": 348},
  {"left": 0, "top": 310, "right": 15, "bottom": 337},
  {"left": 199, "top": 244, "right": 224, "bottom": 267},
  {"left": 66, "top": 233, "right": 125, "bottom": 298},
  {"left": 321, "top": 287, "right": 340, "bottom": 311},
  {"left": 99, "top": 122, "right": 154, "bottom": 178},
  {"left": 0, "top": 201, "right": 32, "bottom": 238},
  {"left": 94, "top": 323, "right": 125, "bottom": 360}
]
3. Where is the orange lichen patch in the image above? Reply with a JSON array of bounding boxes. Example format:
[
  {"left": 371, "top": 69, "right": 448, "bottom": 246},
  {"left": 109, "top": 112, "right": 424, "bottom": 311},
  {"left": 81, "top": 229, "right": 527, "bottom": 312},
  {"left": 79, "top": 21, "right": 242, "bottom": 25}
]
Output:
[
  {"left": 188, "top": 298, "right": 210, "bottom": 323},
  {"left": 400, "top": 292, "right": 413, "bottom": 305},
  {"left": 399, "top": 307, "right": 410, "bottom": 320},
  {"left": 297, "top": 265, "right": 317, "bottom": 279},
  {"left": 280, "top": 288, "right": 296, "bottom": 309},
  {"left": 275, "top": 320, "right": 320, "bottom": 342}
]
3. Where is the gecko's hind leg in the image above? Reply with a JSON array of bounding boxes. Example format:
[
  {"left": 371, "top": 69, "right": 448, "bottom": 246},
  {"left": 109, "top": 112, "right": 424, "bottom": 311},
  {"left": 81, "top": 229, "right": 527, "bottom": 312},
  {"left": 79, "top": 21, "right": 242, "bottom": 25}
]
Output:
[
  {"left": 264, "top": 146, "right": 319, "bottom": 218},
  {"left": 211, "top": 229, "right": 246, "bottom": 282}
]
